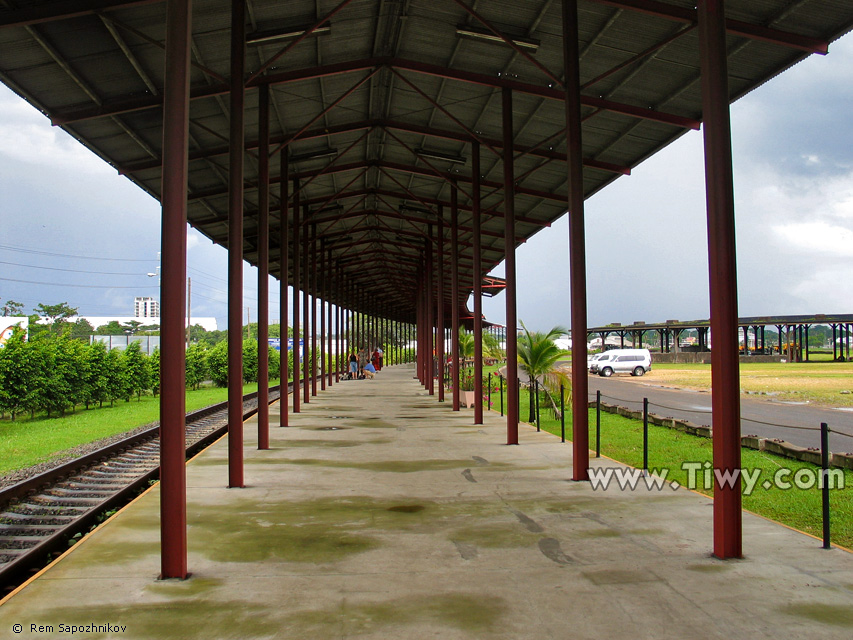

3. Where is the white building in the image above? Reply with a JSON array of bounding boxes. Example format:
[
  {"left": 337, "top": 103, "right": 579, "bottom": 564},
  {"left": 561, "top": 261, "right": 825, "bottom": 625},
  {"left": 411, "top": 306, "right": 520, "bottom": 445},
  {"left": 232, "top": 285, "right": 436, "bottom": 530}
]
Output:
[{"left": 134, "top": 296, "right": 160, "bottom": 319}]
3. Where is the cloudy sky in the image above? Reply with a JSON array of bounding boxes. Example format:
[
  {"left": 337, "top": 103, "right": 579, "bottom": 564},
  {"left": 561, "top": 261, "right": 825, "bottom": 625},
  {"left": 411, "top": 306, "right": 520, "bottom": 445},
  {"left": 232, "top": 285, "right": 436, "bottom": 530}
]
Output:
[{"left": 1, "top": 33, "right": 851, "bottom": 333}]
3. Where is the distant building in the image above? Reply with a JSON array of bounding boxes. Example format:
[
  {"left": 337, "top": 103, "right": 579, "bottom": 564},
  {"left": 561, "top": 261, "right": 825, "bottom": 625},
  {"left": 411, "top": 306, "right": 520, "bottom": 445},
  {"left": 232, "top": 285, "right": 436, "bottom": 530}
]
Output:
[{"left": 134, "top": 296, "right": 160, "bottom": 319}]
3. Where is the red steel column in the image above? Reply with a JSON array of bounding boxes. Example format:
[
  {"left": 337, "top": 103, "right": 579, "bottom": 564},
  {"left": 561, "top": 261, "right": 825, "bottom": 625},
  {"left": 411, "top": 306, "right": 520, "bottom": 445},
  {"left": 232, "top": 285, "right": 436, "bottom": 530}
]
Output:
[
  {"left": 302, "top": 205, "right": 310, "bottom": 405},
  {"left": 699, "top": 0, "right": 742, "bottom": 559},
  {"left": 311, "top": 223, "right": 318, "bottom": 397},
  {"left": 327, "top": 246, "right": 334, "bottom": 386},
  {"left": 502, "top": 88, "right": 519, "bottom": 444},
  {"left": 437, "top": 211, "right": 445, "bottom": 402},
  {"left": 451, "top": 186, "right": 460, "bottom": 411},
  {"left": 319, "top": 238, "right": 326, "bottom": 391},
  {"left": 292, "top": 178, "right": 301, "bottom": 413},
  {"left": 159, "top": 0, "right": 191, "bottom": 580},
  {"left": 426, "top": 228, "right": 435, "bottom": 395},
  {"left": 416, "top": 282, "right": 423, "bottom": 384},
  {"left": 227, "top": 0, "right": 246, "bottom": 488},
  {"left": 257, "top": 83, "right": 270, "bottom": 450},
  {"left": 279, "top": 151, "right": 289, "bottom": 427},
  {"left": 472, "top": 142, "right": 484, "bottom": 425},
  {"left": 562, "top": 0, "right": 589, "bottom": 479}
]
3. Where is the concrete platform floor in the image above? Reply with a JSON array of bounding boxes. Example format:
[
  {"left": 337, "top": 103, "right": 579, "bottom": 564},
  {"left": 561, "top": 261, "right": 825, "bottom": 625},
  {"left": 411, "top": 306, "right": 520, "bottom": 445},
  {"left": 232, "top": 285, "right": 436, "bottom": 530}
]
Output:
[{"left": 1, "top": 364, "right": 852, "bottom": 639}]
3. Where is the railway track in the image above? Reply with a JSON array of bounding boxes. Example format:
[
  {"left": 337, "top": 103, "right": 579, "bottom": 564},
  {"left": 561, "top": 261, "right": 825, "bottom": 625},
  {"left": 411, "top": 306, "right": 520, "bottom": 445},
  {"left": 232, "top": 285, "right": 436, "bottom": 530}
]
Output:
[{"left": 0, "top": 385, "right": 283, "bottom": 592}]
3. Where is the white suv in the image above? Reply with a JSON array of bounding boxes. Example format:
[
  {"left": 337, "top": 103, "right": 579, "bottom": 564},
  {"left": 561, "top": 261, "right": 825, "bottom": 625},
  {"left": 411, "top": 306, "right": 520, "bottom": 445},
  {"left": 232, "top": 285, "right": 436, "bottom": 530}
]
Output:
[{"left": 589, "top": 349, "right": 652, "bottom": 377}]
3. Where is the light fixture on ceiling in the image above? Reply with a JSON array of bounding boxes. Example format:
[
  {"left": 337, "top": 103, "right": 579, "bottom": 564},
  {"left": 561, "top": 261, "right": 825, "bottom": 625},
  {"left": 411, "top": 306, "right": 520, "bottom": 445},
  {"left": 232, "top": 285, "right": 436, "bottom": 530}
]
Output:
[
  {"left": 415, "top": 148, "right": 466, "bottom": 164},
  {"left": 399, "top": 203, "right": 435, "bottom": 216},
  {"left": 456, "top": 25, "right": 539, "bottom": 52},
  {"left": 311, "top": 202, "right": 343, "bottom": 214},
  {"left": 289, "top": 148, "right": 338, "bottom": 162},
  {"left": 247, "top": 24, "right": 331, "bottom": 45}
]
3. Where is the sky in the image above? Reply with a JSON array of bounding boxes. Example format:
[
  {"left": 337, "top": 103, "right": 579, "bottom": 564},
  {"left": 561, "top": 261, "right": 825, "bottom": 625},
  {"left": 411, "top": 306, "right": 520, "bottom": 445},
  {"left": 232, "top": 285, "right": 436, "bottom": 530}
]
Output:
[{"left": 1, "top": 32, "right": 852, "bottom": 333}]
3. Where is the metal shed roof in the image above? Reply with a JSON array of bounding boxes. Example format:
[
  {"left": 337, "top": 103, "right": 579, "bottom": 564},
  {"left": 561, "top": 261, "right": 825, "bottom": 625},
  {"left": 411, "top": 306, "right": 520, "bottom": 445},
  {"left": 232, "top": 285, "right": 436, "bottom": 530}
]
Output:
[{"left": 2, "top": 0, "right": 852, "bottom": 321}]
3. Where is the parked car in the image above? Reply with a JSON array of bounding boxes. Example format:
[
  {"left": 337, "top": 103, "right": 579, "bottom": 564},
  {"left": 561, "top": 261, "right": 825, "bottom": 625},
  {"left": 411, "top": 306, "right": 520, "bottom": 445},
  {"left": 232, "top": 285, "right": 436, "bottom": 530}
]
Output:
[
  {"left": 587, "top": 352, "right": 614, "bottom": 372},
  {"left": 589, "top": 348, "right": 652, "bottom": 377}
]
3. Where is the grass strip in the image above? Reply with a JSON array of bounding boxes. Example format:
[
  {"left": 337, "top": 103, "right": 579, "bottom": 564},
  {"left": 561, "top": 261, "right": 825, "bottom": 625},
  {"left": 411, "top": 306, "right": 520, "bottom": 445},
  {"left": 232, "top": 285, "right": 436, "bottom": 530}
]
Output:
[
  {"left": 483, "top": 381, "right": 853, "bottom": 550},
  {"left": 0, "top": 381, "right": 278, "bottom": 476}
]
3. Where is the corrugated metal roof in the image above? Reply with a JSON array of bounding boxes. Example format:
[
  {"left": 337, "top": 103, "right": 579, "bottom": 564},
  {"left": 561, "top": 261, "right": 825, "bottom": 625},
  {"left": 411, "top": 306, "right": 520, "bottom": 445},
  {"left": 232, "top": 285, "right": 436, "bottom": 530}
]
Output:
[{"left": 1, "top": 0, "right": 851, "bottom": 320}]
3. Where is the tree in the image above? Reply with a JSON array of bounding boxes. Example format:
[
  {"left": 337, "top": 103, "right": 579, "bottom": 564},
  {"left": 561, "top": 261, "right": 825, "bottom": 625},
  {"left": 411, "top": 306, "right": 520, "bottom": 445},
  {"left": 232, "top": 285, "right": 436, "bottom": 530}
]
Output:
[
  {"left": 84, "top": 341, "right": 110, "bottom": 408},
  {"left": 1, "top": 299, "right": 24, "bottom": 317},
  {"left": 206, "top": 340, "right": 229, "bottom": 387},
  {"left": 149, "top": 347, "right": 160, "bottom": 396},
  {"left": 34, "top": 302, "right": 78, "bottom": 336},
  {"left": 122, "top": 320, "right": 144, "bottom": 335},
  {"left": 185, "top": 343, "right": 208, "bottom": 390},
  {"left": 242, "top": 338, "right": 259, "bottom": 383},
  {"left": 69, "top": 318, "right": 95, "bottom": 341},
  {"left": 104, "top": 347, "right": 127, "bottom": 406},
  {"left": 96, "top": 321, "right": 125, "bottom": 335},
  {"left": 517, "top": 322, "right": 571, "bottom": 423},
  {"left": 39, "top": 337, "right": 77, "bottom": 417},
  {"left": 123, "top": 341, "right": 151, "bottom": 401},
  {"left": 0, "top": 328, "right": 37, "bottom": 419}
]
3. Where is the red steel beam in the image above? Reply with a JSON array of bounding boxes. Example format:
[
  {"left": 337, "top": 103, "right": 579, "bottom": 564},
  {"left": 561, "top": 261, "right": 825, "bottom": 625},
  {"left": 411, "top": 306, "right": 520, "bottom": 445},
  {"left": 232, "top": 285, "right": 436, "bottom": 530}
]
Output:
[
  {"left": 186, "top": 158, "right": 568, "bottom": 208},
  {"left": 227, "top": 0, "right": 245, "bottom": 489},
  {"left": 247, "top": 0, "right": 357, "bottom": 82},
  {"left": 390, "top": 68, "right": 502, "bottom": 158},
  {"left": 279, "top": 151, "right": 289, "bottom": 427},
  {"left": 121, "top": 118, "right": 628, "bottom": 176},
  {"left": 159, "top": 0, "right": 190, "bottom": 581},
  {"left": 271, "top": 68, "right": 380, "bottom": 157},
  {"left": 698, "top": 0, "right": 742, "bottom": 560},
  {"left": 437, "top": 213, "right": 445, "bottom": 402},
  {"left": 0, "top": 0, "right": 163, "bottom": 29},
  {"left": 451, "top": 184, "right": 461, "bottom": 412},
  {"left": 391, "top": 58, "right": 701, "bottom": 130},
  {"left": 451, "top": 0, "right": 563, "bottom": 87},
  {"left": 52, "top": 56, "right": 698, "bottom": 131},
  {"left": 503, "top": 87, "right": 519, "bottom": 445},
  {"left": 563, "top": 0, "right": 590, "bottom": 481},
  {"left": 472, "top": 144, "right": 484, "bottom": 426},
  {"left": 592, "top": 0, "right": 828, "bottom": 53},
  {"left": 256, "top": 83, "right": 270, "bottom": 450}
]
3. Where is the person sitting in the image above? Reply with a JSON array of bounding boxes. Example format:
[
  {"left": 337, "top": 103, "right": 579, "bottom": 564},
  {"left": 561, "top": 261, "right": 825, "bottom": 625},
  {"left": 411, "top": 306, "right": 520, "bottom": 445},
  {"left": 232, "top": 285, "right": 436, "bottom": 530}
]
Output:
[{"left": 363, "top": 361, "right": 377, "bottom": 379}]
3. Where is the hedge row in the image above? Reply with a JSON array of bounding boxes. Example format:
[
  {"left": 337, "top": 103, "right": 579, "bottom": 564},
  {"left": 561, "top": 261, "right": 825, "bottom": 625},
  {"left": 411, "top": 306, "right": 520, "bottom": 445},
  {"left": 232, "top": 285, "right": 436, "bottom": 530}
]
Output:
[{"left": 0, "top": 333, "right": 285, "bottom": 420}]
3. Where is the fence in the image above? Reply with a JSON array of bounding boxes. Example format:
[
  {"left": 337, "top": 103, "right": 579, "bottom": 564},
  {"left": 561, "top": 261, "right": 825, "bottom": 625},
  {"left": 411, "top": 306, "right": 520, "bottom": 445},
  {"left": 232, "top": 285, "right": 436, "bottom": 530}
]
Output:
[{"left": 483, "top": 372, "right": 852, "bottom": 550}]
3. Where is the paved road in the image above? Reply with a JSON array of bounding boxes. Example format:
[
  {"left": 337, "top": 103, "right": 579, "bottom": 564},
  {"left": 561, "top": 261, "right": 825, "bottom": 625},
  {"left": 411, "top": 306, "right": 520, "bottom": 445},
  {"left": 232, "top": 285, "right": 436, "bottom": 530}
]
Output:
[{"left": 584, "top": 374, "right": 853, "bottom": 454}]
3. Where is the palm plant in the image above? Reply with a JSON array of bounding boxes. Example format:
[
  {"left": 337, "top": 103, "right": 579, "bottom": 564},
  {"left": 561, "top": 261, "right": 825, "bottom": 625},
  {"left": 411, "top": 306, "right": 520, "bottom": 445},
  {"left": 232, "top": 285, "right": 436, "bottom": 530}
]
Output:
[
  {"left": 517, "top": 322, "right": 571, "bottom": 422},
  {"left": 457, "top": 329, "right": 475, "bottom": 390}
]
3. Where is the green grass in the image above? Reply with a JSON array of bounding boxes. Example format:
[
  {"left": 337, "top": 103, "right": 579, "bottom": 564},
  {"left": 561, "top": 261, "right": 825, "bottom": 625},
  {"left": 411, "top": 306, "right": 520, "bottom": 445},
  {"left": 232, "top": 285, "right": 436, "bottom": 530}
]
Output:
[
  {"left": 650, "top": 360, "right": 853, "bottom": 407},
  {"left": 483, "top": 383, "right": 853, "bottom": 550},
  {"left": 0, "top": 380, "right": 279, "bottom": 476}
]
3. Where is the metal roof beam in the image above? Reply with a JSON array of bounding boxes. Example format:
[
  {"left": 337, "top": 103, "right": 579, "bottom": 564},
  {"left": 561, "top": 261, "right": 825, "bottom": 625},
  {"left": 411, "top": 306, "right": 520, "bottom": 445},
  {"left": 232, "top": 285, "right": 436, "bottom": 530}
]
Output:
[
  {"left": 120, "top": 117, "right": 630, "bottom": 175},
  {"left": 52, "top": 56, "right": 697, "bottom": 130},
  {"left": 391, "top": 58, "right": 701, "bottom": 130},
  {"left": 0, "top": 0, "right": 162, "bottom": 29},
  {"left": 591, "top": 0, "right": 828, "bottom": 53}
]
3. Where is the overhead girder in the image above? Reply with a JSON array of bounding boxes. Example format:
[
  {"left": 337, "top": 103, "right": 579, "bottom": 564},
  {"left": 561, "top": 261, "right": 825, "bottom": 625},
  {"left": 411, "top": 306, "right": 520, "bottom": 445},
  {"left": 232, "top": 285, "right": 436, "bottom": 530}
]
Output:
[
  {"left": 0, "top": 0, "right": 827, "bottom": 55},
  {"left": 50, "top": 57, "right": 699, "bottom": 130},
  {"left": 186, "top": 159, "right": 567, "bottom": 209},
  {"left": 121, "top": 117, "right": 632, "bottom": 176}
]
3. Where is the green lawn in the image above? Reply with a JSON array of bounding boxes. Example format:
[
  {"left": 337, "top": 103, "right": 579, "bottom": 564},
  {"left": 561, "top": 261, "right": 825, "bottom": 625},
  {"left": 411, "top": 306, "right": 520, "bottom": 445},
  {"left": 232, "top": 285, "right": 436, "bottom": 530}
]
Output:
[
  {"left": 0, "top": 381, "right": 278, "bottom": 476},
  {"left": 482, "top": 381, "right": 853, "bottom": 550},
  {"left": 650, "top": 360, "right": 853, "bottom": 406}
]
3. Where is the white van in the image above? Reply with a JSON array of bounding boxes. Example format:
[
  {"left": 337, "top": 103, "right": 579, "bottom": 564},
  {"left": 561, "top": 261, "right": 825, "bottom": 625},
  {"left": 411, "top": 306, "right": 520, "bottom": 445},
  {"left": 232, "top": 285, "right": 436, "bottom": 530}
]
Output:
[{"left": 589, "top": 349, "right": 652, "bottom": 377}]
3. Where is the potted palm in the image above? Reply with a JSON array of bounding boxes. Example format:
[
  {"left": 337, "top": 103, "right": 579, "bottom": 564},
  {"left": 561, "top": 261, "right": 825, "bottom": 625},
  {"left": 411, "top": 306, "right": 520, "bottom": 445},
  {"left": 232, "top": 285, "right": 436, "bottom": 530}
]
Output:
[{"left": 457, "top": 329, "right": 476, "bottom": 407}]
